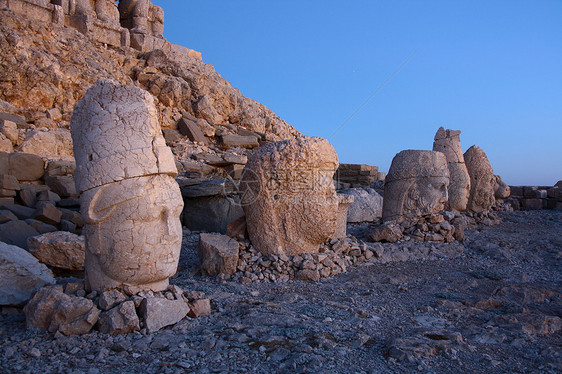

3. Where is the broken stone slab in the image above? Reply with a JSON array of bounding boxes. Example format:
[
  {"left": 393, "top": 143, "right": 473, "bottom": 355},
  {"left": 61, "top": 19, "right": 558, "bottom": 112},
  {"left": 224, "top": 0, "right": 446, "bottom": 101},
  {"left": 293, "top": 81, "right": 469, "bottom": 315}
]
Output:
[
  {"left": 220, "top": 134, "right": 259, "bottom": 149},
  {"left": 177, "top": 117, "right": 208, "bottom": 145},
  {"left": 97, "top": 300, "right": 140, "bottom": 335},
  {"left": 0, "top": 174, "right": 20, "bottom": 191},
  {"left": 37, "top": 190, "right": 62, "bottom": 203},
  {"left": 0, "top": 203, "right": 35, "bottom": 219},
  {"left": 24, "top": 285, "right": 100, "bottom": 335},
  {"left": 27, "top": 231, "right": 85, "bottom": 270},
  {"left": 45, "top": 160, "right": 76, "bottom": 177},
  {"left": 0, "top": 120, "right": 19, "bottom": 144},
  {"left": 98, "top": 289, "right": 128, "bottom": 311},
  {"left": 0, "top": 133, "right": 13, "bottom": 152},
  {"left": 180, "top": 179, "right": 237, "bottom": 198},
  {"left": 0, "top": 209, "right": 18, "bottom": 224},
  {"left": 340, "top": 188, "right": 383, "bottom": 223},
  {"left": 33, "top": 203, "right": 62, "bottom": 225},
  {"left": 44, "top": 175, "right": 77, "bottom": 198},
  {"left": 0, "top": 112, "right": 26, "bottom": 126},
  {"left": 368, "top": 222, "right": 403, "bottom": 243},
  {"left": 226, "top": 216, "right": 247, "bottom": 241},
  {"left": 0, "top": 220, "right": 40, "bottom": 250},
  {"left": 0, "top": 152, "right": 45, "bottom": 181},
  {"left": 18, "top": 186, "right": 37, "bottom": 207},
  {"left": 333, "top": 194, "right": 354, "bottom": 239},
  {"left": 187, "top": 298, "right": 211, "bottom": 318},
  {"left": 198, "top": 233, "right": 239, "bottom": 276},
  {"left": 0, "top": 188, "right": 16, "bottom": 197},
  {"left": 139, "top": 297, "right": 190, "bottom": 334},
  {"left": 0, "top": 242, "right": 56, "bottom": 306},
  {"left": 17, "top": 129, "right": 73, "bottom": 158},
  {"left": 24, "top": 219, "right": 58, "bottom": 234}
]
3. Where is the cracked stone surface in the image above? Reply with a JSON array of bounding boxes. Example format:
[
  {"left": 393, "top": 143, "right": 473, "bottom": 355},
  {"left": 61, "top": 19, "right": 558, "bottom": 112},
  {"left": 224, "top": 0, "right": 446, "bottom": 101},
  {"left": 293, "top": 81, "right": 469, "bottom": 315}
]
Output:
[
  {"left": 70, "top": 80, "right": 183, "bottom": 293},
  {"left": 240, "top": 136, "right": 339, "bottom": 256},
  {"left": 383, "top": 150, "right": 450, "bottom": 222}
]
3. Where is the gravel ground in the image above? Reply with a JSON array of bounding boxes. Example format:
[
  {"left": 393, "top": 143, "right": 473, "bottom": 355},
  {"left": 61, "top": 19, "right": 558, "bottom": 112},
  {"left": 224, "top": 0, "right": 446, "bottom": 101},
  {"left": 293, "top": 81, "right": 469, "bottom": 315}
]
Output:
[{"left": 1, "top": 210, "right": 560, "bottom": 373}]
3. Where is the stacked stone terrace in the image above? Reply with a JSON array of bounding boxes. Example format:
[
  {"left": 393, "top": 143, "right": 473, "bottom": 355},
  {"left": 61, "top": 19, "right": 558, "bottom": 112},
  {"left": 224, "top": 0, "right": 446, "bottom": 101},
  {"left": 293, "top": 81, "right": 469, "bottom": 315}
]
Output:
[
  {"left": 508, "top": 182, "right": 562, "bottom": 210},
  {"left": 0, "top": 0, "right": 201, "bottom": 58},
  {"left": 335, "top": 163, "right": 385, "bottom": 188}
]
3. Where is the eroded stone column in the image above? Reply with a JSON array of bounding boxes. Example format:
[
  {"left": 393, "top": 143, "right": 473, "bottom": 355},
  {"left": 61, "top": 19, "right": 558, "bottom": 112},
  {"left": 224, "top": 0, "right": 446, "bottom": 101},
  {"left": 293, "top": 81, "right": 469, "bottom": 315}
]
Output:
[
  {"left": 382, "top": 150, "right": 450, "bottom": 222},
  {"left": 70, "top": 79, "right": 183, "bottom": 293},
  {"left": 240, "top": 137, "right": 339, "bottom": 256},
  {"left": 432, "top": 127, "right": 470, "bottom": 212}
]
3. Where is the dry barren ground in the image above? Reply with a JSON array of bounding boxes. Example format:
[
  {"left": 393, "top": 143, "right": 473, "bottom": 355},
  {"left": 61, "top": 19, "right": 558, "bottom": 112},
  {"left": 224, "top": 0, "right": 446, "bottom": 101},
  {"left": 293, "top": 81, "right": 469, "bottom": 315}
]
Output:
[{"left": 1, "top": 210, "right": 561, "bottom": 373}]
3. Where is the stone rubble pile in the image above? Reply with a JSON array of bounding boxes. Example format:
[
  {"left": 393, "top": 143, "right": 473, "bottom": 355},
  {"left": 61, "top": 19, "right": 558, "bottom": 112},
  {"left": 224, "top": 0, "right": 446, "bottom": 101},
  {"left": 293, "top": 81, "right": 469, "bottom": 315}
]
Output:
[{"left": 24, "top": 282, "right": 211, "bottom": 336}]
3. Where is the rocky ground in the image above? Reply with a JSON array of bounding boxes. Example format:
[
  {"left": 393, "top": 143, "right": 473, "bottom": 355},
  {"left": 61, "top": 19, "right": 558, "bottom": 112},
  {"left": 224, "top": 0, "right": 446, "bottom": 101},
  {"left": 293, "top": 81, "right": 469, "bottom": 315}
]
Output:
[{"left": 1, "top": 209, "right": 560, "bottom": 373}]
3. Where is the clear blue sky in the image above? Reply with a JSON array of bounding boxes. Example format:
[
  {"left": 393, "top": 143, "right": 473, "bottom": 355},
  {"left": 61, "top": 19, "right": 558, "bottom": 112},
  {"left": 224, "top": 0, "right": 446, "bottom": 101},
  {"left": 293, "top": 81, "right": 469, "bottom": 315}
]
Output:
[{"left": 152, "top": 0, "right": 561, "bottom": 186}]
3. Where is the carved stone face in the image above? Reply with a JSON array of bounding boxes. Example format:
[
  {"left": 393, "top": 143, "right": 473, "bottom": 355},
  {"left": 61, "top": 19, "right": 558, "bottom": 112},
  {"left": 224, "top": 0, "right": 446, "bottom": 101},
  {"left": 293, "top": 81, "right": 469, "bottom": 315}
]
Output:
[
  {"left": 383, "top": 150, "right": 450, "bottom": 222},
  {"left": 404, "top": 176, "right": 449, "bottom": 216},
  {"left": 241, "top": 137, "right": 339, "bottom": 256},
  {"left": 464, "top": 145, "right": 496, "bottom": 213},
  {"left": 82, "top": 174, "right": 183, "bottom": 293}
]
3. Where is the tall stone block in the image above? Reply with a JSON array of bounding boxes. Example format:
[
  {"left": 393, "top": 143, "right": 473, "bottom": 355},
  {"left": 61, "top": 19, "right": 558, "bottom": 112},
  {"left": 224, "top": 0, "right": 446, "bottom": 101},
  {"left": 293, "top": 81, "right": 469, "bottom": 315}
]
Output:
[{"left": 464, "top": 145, "right": 496, "bottom": 213}]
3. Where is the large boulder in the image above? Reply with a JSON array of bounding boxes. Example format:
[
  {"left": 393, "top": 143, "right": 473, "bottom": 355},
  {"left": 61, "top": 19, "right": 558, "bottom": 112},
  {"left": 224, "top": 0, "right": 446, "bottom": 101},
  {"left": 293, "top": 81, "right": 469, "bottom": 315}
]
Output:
[
  {"left": 27, "top": 231, "right": 85, "bottom": 270},
  {"left": 340, "top": 188, "right": 383, "bottom": 223},
  {"left": 464, "top": 145, "right": 496, "bottom": 212},
  {"left": 0, "top": 242, "right": 56, "bottom": 306},
  {"left": 0, "top": 152, "right": 45, "bottom": 181},
  {"left": 198, "top": 233, "right": 239, "bottom": 276},
  {"left": 17, "top": 129, "right": 73, "bottom": 158},
  {"left": 383, "top": 150, "right": 450, "bottom": 222},
  {"left": 240, "top": 136, "right": 339, "bottom": 255},
  {"left": 432, "top": 127, "right": 470, "bottom": 212},
  {"left": 24, "top": 285, "right": 100, "bottom": 335}
]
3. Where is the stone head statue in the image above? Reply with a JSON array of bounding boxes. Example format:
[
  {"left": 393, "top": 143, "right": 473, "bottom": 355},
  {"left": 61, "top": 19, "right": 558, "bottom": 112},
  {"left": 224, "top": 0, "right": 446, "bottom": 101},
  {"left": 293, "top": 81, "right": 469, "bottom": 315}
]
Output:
[
  {"left": 432, "top": 127, "right": 470, "bottom": 212},
  {"left": 494, "top": 175, "right": 510, "bottom": 199},
  {"left": 240, "top": 136, "right": 339, "bottom": 256},
  {"left": 464, "top": 145, "right": 496, "bottom": 213},
  {"left": 383, "top": 150, "right": 450, "bottom": 222},
  {"left": 70, "top": 79, "right": 183, "bottom": 293}
]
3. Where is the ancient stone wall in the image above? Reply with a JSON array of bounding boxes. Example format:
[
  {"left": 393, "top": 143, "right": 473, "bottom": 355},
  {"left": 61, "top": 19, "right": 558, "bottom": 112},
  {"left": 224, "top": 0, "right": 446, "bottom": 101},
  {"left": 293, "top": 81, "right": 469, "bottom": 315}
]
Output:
[
  {"left": 0, "top": 0, "right": 201, "bottom": 57},
  {"left": 335, "top": 163, "right": 384, "bottom": 188},
  {"left": 507, "top": 182, "right": 562, "bottom": 210}
]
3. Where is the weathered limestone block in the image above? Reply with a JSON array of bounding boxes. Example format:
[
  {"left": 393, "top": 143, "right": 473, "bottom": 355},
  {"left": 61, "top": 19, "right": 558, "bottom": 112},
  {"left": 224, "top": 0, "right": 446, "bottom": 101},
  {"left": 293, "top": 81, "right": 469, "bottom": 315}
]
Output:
[
  {"left": 333, "top": 193, "right": 354, "bottom": 238},
  {"left": 382, "top": 150, "right": 450, "bottom": 222},
  {"left": 24, "top": 285, "right": 100, "bottom": 335},
  {"left": 0, "top": 242, "right": 56, "bottom": 306},
  {"left": 33, "top": 203, "right": 62, "bottom": 225},
  {"left": 432, "top": 127, "right": 470, "bottom": 212},
  {"left": 97, "top": 300, "right": 140, "bottom": 335},
  {"left": 27, "top": 231, "right": 85, "bottom": 270},
  {"left": 0, "top": 220, "right": 40, "bottom": 250},
  {"left": 0, "top": 152, "right": 45, "bottom": 181},
  {"left": 464, "top": 145, "right": 496, "bottom": 213},
  {"left": 0, "top": 133, "right": 13, "bottom": 152},
  {"left": 340, "top": 188, "right": 383, "bottom": 223},
  {"left": 494, "top": 175, "right": 510, "bottom": 199},
  {"left": 139, "top": 297, "right": 189, "bottom": 334},
  {"left": 240, "top": 136, "right": 339, "bottom": 255},
  {"left": 198, "top": 233, "right": 239, "bottom": 276},
  {"left": 70, "top": 79, "right": 183, "bottom": 293},
  {"left": 98, "top": 289, "right": 127, "bottom": 310},
  {"left": 17, "top": 129, "right": 73, "bottom": 158},
  {"left": 0, "top": 119, "right": 18, "bottom": 144}
]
